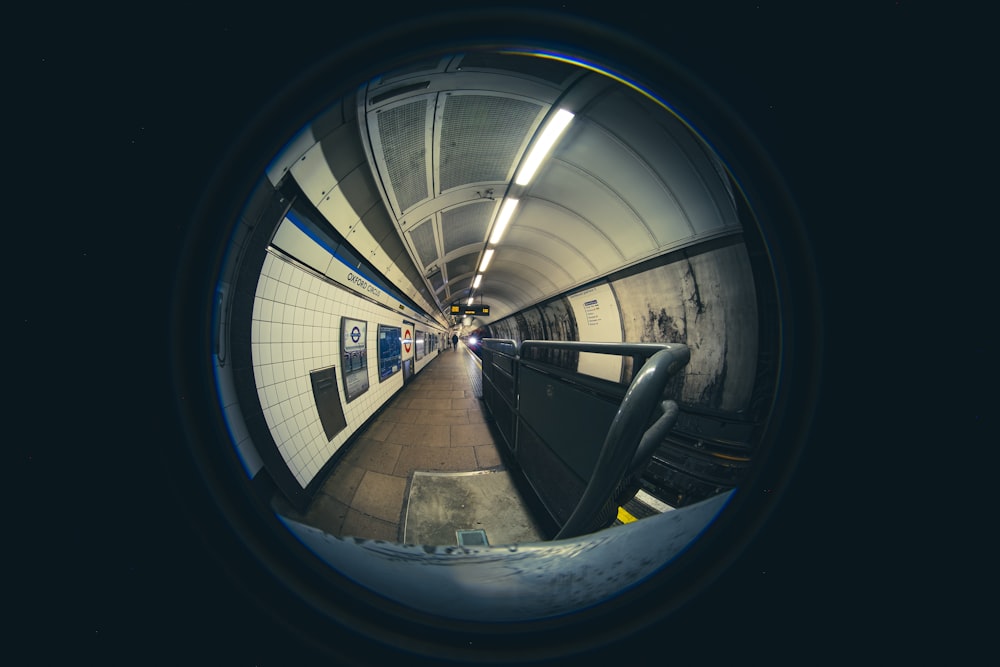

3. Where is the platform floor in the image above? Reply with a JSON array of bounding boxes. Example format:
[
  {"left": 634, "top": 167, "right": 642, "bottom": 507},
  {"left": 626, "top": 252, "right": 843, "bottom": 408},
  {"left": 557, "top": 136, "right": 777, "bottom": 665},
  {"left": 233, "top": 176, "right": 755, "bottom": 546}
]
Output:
[{"left": 272, "top": 344, "right": 544, "bottom": 545}]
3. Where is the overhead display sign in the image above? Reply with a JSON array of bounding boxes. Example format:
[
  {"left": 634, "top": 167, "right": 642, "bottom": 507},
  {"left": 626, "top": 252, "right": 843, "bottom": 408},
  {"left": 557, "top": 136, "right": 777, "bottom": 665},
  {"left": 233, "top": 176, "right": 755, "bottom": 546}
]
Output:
[{"left": 451, "top": 304, "right": 491, "bottom": 316}]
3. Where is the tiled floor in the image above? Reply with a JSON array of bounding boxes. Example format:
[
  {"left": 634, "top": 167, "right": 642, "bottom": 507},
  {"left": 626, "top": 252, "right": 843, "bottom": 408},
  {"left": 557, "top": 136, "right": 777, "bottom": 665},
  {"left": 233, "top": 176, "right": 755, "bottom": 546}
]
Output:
[{"left": 273, "top": 344, "right": 505, "bottom": 542}]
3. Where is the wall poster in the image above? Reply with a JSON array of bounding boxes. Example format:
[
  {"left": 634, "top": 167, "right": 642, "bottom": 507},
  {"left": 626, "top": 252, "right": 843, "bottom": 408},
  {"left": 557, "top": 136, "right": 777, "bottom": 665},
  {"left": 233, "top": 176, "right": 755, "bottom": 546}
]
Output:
[
  {"left": 414, "top": 329, "right": 424, "bottom": 360},
  {"left": 340, "top": 317, "right": 369, "bottom": 402},
  {"left": 310, "top": 366, "right": 348, "bottom": 441},
  {"left": 566, "top": 282, "right": 625, "bottom": 382},
  {"left": 377, "top": 324, "right": 401, "bottom": 382}
]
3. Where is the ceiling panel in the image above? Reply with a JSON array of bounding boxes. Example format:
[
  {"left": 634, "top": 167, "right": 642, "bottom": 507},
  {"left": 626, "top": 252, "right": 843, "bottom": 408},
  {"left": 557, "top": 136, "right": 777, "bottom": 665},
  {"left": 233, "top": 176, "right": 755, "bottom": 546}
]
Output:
[
  {"left": 531, "top": 159, "right": 655, "bottom": 262},
  {"left": 436, "top": 93, "right": 544, "bottom": 193},
  {"left": 372, "top": 96, "right": 434, "bottom": 216},
  {"left": 445, "top": 253, "right": 477, "bottom": 279},
  {"left": 407, "top": 218, "right": 437, "bottom": 268},
  {"left": 441, "top": 201, "right": 492, "bottom": 255},
  {"left": 556, "top": 120, "right": 694, "bottom": 245},
  {"left": 588, "top": 90, "right": 738, "bottom": 235}
]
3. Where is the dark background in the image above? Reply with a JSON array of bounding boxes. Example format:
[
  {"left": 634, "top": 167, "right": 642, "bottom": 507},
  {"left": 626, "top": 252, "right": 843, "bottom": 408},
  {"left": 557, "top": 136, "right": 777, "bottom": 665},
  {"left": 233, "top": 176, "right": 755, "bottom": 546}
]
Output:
[{"left": 12, "top": 2, "right": 988, "bottom": 664}]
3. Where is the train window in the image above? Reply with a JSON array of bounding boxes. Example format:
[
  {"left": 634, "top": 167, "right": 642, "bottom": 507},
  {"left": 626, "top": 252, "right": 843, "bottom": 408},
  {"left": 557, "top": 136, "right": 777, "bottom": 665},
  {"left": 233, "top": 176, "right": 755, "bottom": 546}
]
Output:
[{"left": 174, "top": 12, "right": 820, "bottom": 664}]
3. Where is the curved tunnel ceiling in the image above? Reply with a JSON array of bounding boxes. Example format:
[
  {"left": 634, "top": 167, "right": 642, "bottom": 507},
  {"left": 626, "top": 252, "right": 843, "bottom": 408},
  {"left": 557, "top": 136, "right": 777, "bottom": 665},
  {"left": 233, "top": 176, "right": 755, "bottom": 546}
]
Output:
[{"left": 266, "top": 51, "right": 740, "bottom": 328}]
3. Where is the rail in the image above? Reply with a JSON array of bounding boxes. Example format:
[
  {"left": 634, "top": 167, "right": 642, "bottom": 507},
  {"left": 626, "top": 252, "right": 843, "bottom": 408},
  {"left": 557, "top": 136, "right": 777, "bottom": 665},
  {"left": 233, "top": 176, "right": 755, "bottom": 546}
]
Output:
[{"left": 479, "top": 339, "right": 690, "bottom": 539}]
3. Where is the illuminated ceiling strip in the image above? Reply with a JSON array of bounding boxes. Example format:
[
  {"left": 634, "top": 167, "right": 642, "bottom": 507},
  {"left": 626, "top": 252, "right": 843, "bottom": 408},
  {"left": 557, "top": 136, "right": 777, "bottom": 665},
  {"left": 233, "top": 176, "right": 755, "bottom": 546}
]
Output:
[
  {"left": 478, "top": 248, "right": 494, "bottom": 272},
  {"left": 515, "top": 108, "right": 574, "bottom": 186},
  {"left": 489, "top": 198, "right": 519, "bottom": 244},
  {"left": 472, "top": 274, "right": 482, "bottom": 289}
]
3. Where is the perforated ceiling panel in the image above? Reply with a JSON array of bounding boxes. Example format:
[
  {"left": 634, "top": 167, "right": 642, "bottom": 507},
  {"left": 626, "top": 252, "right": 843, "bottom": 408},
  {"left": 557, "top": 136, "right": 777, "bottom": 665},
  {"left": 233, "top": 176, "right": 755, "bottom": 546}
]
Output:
[
  {"left": 438, "top": 95, "right": 542, "bottom": 192},
  {"left": 427, "top": 268, "right": 444, "bottom": 291},
  {"left": 445, "top": 254, "right": 477, "bottom": 282},
  {"left": 441, "top": 201, "right": 492, "bottom": 254},
  {"left": 376, "top": 100, "right": 430, "bottom": 213},
  {"left": 409, "top": 219, "right": 437, "bottom": 268}
]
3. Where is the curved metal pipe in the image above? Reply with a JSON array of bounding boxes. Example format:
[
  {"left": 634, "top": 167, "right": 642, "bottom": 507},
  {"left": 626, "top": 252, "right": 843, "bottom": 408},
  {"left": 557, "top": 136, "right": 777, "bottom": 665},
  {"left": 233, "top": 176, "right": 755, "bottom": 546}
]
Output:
[{"left": 554, "top": 345, "right": 690, "bottom": 539}]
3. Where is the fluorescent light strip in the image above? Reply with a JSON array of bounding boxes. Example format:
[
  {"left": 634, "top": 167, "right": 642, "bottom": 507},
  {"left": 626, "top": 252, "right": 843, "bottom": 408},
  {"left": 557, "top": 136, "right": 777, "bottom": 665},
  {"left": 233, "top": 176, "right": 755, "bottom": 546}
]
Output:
[
  {"left": 515, "top": 108, "right": 574, "bottom": 186},
  {"left": 472, "top": 274, "right": 482, "bottom": 289},
  {"left": 489, "top": 198, "right": 519, "bottom": 244},
  {"left": 467, "top": 296, "right": 474, "bottom": 305},
  {"left": 479, "top": 248, "right": 494, "bottom": 272}
]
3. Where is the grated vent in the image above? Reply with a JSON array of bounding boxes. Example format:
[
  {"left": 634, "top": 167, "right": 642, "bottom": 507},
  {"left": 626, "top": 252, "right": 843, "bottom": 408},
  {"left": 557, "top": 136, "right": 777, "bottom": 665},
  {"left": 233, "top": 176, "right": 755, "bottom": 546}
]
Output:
[
  {"left": 457, "top": 52, "right": 578, "bottom": 85},
  {"left": 446, "top": 254, "right": 478, "bottom": 281},
  {"left": 438, "top": 95, "right": 542, "bottom": 192},
  {"left": 449, "top": 276, "right": 472, "bottom": 297},
  {"left": 408, "top": 219, "right": 437, "bottom": 268},
  {"left": 441, "top": 201, "right": 492, "bottom": 254},
  {"left": 427, "top": 267, "right": 444, "bottom": 291},
  {"left": 377, "top": 100, "right": 430, "bottom": 213}
]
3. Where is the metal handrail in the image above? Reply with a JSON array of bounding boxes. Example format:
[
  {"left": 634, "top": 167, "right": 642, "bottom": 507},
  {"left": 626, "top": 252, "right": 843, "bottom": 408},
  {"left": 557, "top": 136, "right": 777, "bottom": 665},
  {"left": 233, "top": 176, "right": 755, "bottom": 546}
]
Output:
[
  {"left": 554, "top": 344, "right": 689, "bottom": 538},
  {"left": 480, "top": 338, "right": 519, "bottom": 355},
  {"left": 479, "top": 339, "right": 690, "bottom": 539}
]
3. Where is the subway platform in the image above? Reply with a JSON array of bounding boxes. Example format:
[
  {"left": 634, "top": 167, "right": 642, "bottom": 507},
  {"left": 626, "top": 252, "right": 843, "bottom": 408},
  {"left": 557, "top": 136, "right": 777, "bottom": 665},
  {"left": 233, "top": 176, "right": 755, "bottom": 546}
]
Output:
[{"left": 272, "top": 342, "right": 547, "bottom": 546}]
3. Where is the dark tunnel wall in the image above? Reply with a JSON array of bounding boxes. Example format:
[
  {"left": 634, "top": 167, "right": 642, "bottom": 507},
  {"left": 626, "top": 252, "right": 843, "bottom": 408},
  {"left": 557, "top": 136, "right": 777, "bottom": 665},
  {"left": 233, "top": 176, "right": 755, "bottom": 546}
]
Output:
[{"left": 483, "top": 236, "right": 759, "bottom": 413}]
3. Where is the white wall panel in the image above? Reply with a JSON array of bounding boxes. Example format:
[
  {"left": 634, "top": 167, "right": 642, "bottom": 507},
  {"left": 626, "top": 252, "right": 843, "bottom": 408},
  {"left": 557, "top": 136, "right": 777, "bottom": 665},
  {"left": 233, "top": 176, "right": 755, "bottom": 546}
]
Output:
[
  {"left": 253, "top": 229, "right": 445, "bottom": 488},
  {"left": 315, "top": 166, "right": 376, "bottom": 237},
  {"left": 266, "top": 126, "right": 318, "bottom": 186},
  {"left": 289, "top": 139, "right": 337, "bottom": 205}
]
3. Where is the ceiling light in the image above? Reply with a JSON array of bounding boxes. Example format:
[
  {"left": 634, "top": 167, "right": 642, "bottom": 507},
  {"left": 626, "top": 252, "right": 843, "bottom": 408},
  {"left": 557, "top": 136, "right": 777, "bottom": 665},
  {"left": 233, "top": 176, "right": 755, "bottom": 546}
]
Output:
[
  {"left": 489, "top": 198, "right": 519, "bottom": 244},
  {"left": 479, "top": 248, "right": 494, "bottom": 272},
  {"left": 472, "top": 274, "right": 482, "bottom": 289},
  {"left": 467, "top": 296, "right": 474, "bottom": 306},
  {"left": 515, "top": 108, "right": 574, "bottom": 186}
]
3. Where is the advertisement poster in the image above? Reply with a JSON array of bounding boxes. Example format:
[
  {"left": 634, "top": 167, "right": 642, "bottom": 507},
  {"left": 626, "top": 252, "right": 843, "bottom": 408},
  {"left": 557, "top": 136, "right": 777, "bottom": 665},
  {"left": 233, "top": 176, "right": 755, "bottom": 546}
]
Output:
[
  {"left": 341, "top": 317, "right": 369, "bottom": 402},
  {"left": 377, "top": 324, "right": 401, "bottom": 382},
  {"left": 567, "top": 282, "right": 624, "bottom": 382},
  {"left": 414, "top": 329, "right": 424, "bottom": 360}
]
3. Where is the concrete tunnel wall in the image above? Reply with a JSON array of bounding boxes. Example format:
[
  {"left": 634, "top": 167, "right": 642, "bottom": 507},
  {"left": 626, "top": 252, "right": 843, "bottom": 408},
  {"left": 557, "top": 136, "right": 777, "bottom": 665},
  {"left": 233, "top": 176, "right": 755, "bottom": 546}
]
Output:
[{"left": 483, "top": 238, "right": 759, "bottom": 412}]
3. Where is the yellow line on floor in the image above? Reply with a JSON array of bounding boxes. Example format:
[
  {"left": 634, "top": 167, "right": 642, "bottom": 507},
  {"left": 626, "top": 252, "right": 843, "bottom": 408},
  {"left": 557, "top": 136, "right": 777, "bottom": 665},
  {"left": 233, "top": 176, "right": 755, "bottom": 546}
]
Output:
[{"left": 617, "top": 506, "right": 637, "bottom": 524}]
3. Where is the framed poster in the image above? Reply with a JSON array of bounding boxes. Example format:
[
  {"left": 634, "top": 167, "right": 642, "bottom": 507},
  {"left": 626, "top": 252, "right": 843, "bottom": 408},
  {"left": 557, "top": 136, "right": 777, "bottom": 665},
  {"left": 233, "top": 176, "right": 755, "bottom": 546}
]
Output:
[
  {"left": 340, "top": 317, "right": 369, "bottom": 402},
  {"left": 310, "top": 366, "right": 348, "bottom": 440},
  {"left": 377, "top": 324, "right": 401, "bottom": 382}
]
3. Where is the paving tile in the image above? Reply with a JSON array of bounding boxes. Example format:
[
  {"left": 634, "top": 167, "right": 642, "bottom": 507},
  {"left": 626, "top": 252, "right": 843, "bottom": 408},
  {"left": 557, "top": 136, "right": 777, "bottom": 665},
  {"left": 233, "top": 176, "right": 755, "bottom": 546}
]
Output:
[
  {"left": 406, "top": 397, "right": 454, "bottom": 411},
  {"left": 450, "top": 398, "right": 481, "bottom": 410},
  {"left": 342, "top": 438, "right": 402, "bottom": 475},
  {"left": 363, "top": 420, "right": 396, "bottom": 442},
  {"left": 302, "top": 493, "right": 349, "bottom": 536},
  {"left": 385, "top": 422, "right": 451, "bottom": 446},
  {"left": 393, "top": 445, "right": 478, "bottom": 476},
  {"left": 423, "top": 390, "right": 467, "bottom": 399},
  {"left": 474, "top": 445, "right": 502, "bottom": 469},
  {"left": 450, "top": 422, "right": 495, "bottom": 446},
  {"left": 350, "top": 470, "right": 407, "bottom": 523},
  {"left": 321, "top": 461, "right": 366, "bottom": 505},
  {"left": 414, "top": 408, "right": 469, "bottom": 425},
  {"left": 340, "top": 509, "right": 400, "bottom": 542},
  {"left": 377, "top": 407, "right": 420, "bottom": 424},
  {"left": 466, "top": 406, "right": 490, "bottom": 423}
]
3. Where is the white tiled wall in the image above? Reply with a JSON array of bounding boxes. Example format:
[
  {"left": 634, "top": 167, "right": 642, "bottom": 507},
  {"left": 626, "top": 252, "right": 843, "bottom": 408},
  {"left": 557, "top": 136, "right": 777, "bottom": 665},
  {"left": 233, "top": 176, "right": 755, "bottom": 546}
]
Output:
[{"left": 250, "top": 249, "right": 421, "bottom": 488}]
